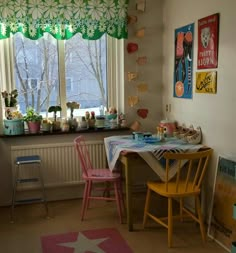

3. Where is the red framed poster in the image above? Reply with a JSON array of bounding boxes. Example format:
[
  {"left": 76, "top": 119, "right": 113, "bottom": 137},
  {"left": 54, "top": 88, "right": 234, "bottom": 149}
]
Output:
[{"left": 197, "top": 13, "right": 219, "bottom": 69}]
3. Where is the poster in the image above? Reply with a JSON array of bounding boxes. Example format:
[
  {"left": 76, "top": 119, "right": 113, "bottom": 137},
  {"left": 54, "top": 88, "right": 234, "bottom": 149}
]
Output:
[
  {"left": 174, "top": 23, "right": 194, "bottom": 99},
  {"left": 198, "top": 13, "right": 219, "bottom": 69},
  {"left": 208, "top": 156, "right": 236, "bottom": 252},
  {"left": 195, "top": 71, "right": 217, "bottom": 93}
]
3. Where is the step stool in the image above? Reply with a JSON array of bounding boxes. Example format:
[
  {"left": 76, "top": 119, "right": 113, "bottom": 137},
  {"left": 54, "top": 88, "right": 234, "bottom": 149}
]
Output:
[{"left": 11, "top": 155, "right": 48, "bottom": 222}]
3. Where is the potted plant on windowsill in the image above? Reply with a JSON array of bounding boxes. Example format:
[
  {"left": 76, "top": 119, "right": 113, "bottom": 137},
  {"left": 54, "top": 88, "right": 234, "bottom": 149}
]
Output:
[
  {"left": 48, "top": 105, "right": 62, "bottom": 131},
  {"left": 1, "top": 89, "right": 19, "bottom": 119},
  {"left": 1, "top": 89, "right": 25, "bottom": 135},
  {"left": 66, "top": 101, "right": 80, "bottom": 131},
  {"left": 23, "top": 107, "right": 42, "bottom": 134}
]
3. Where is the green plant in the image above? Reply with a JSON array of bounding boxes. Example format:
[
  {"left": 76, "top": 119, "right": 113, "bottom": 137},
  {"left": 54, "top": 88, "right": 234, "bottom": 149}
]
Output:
[
  {"left": 66, "top": 101, "right": 80, "bottom": 119},
  {"left": 23, "top": 107, "right": 42, "bottom": 122},
  {"left": 1, "top": 89, "right": 18, "bottom": 107},
  {"left": 48, "top": 105, "right": 62, "bottom": 122}
]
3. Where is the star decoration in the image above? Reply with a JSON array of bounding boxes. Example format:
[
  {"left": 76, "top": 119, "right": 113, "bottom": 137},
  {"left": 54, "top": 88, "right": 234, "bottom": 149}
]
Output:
[{"left": 58, "top": 232, "right": 108, "bottom": 253}]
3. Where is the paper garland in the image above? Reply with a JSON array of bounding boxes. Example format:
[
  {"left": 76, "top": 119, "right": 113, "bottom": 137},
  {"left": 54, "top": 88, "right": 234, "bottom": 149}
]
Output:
[{"left": 127, "top": 1, "right": 149, "bottom": 120}]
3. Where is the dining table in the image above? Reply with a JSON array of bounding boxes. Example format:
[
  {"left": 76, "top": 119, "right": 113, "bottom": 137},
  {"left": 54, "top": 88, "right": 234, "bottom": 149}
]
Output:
[{"left": 104, "top": 134, "right": 205, "bottom": 231}]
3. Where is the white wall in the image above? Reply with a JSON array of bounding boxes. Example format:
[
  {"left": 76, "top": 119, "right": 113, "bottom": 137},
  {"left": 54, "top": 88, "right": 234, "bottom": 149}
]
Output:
[{"left": 162, "top": 0, "right": 236, "bottom": 216}]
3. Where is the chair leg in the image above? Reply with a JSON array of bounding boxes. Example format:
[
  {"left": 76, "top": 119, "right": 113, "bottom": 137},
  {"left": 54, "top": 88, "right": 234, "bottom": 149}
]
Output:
[
  {"left": 114, "top": 181, "right": 123, "bottom": 223},
  {"left": 85, "top": 181, "right": 92, "bottom": 210},
  {"left": 196, "top": 196, "right": 206, "bottom": 242},
  {"left": 180, "top": 197, "right": 183, "bottom": 222},
  {"left": 81, "top": 181, "right": 89, "bottom": 221},
  {"left": 10, "top": 165, "right": 19, "bottom": 223},
  {"left": 168, "top": 197, "right": 173, "bottom": 248},
  {"left": 143, "top": 188, "right": 151, "bottom": 227},
  {"left": 38, "top": 163, "right": 49, "bottom": 218}
]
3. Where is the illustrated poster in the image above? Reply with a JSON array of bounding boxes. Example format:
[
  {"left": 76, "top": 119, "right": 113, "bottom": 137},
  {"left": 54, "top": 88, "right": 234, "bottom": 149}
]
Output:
[
  {"left": 195, "top": 71, "right": 217, "bottom": 94},
  {"left": 198, "top": 13, "right": 219, "bottom": 69},
  {"left": 208, "top": 156, "right": 236, "bottom": 252},
  {"left": 174, "top": 23, "right": 194, "bottom": 99}
]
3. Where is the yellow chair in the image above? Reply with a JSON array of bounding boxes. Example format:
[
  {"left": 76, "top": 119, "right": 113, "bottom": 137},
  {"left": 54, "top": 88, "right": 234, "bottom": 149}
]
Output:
[{"left": 143, "top": 148, "right": 213, "bottom": 248}]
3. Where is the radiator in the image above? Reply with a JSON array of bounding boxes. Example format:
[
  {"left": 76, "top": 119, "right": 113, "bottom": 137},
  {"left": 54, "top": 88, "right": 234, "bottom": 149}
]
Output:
[{"left": 11, "top": 141, "right": 107, "bottom": 189}]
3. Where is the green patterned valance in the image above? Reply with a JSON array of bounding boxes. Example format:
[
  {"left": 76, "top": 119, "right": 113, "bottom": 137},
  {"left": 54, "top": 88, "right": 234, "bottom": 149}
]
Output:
[{"left": 0, "top": 0, "right": 129, "bottom": 40}]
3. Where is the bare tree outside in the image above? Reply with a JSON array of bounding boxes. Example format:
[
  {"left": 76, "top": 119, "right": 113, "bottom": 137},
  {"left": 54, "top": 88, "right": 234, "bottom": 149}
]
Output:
[
  {"left": 65, "top": 33, "right": 107, "bottom": 111},
  {"left": 14, "top": 33, "right": 59, "bottom": 114},
  {"left": 13, "top": 33, "right": 107, "bottom": 117}
]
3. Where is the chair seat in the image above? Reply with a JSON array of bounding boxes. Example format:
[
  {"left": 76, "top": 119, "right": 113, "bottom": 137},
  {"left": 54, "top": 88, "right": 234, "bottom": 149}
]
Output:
[
  {"left": 83, "top": 169, "right": 121, "bottom": 180},
  {"left": 147, "top": 181, "right": 201, "bottom": 197}
]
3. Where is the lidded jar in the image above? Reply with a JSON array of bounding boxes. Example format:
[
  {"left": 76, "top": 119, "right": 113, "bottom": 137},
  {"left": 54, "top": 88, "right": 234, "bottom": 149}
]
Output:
[{"left": 159, "top": 120, "right": 176, "bottom": 137}]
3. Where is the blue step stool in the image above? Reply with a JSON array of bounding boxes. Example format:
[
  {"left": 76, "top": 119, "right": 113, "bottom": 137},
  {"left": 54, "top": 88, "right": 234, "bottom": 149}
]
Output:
[{"left": 11, "top": 155, "right": 48, "bottom": 222}]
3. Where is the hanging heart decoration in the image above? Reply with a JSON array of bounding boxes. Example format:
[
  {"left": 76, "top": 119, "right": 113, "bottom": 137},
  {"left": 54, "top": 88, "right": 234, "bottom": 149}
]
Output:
[
  {"left": 136, "top": 56, "right": 147, "bottom": 65},
  {"left": 128, "top": 15, "right": 138, "bottom": 24},
  {"left": 127, "top": 43, "right": 138, "bottom": 54},
  {"left": 137, "top": 108, "right": 149, "bottom": 119},
  {"left": 136, "top": 27, "right": 145, "bottom": 38}
]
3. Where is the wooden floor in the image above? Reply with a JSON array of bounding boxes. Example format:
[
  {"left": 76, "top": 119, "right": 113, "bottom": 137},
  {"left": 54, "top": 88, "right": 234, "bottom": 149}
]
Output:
[{"left": 0, "top": 195, "right": 227, "bottom": 253}]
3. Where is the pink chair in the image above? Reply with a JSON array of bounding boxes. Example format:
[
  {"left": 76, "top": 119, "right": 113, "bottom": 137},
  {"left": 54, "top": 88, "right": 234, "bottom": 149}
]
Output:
[{"left": 74, "top": 136, "right": 123, "bottom": 223}]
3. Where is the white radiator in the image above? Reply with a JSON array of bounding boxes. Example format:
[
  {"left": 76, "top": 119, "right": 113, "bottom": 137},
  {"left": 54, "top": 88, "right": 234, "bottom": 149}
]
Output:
[{"left": 11, "top": 141, "right": 107, "bottom": 189}]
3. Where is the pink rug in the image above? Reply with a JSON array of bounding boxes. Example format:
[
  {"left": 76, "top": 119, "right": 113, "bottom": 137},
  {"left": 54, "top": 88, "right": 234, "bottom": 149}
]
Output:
[{"left": 41, "top": 227, "right": 133, "bottom": 253}]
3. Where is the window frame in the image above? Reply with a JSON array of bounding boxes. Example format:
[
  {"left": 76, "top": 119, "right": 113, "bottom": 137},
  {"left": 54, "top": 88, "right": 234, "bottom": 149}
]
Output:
[{"left": 0, "top": 36, "right": 124, "bottom": 134}]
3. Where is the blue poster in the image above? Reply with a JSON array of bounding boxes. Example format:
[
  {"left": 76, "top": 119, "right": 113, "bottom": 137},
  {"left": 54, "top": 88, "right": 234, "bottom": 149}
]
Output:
[{"left": 173, "top": 23, "right": 194, "bottom": 99}]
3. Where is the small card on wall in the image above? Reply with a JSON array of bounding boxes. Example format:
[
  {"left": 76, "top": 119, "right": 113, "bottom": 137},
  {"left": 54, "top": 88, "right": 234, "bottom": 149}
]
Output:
[
  {"left": 136, "top": 56, "right": 147, "bottom": 65},
  {"left": 136, "top": 0, "right": 146, "bottom": 12},
  {"left": 128, "top": 96, "right": 139, "bottom": 107},
  {"left": 127, "top": 72, "right": 138, "bottom": 81},
  {"left": 137, "top": 83, "right": 148, "bottom": 92},
  {"left": 195, "top": 71, "right": 217, "bottom": 94}
]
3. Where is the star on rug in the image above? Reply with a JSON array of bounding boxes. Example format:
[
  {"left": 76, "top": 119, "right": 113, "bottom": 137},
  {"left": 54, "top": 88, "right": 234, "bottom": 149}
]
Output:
[{"left": 41, "top": 228, "right": 133, "bottom": 253}]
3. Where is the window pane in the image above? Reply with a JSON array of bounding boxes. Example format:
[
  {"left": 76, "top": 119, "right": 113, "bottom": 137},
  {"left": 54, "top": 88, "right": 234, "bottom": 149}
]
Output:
[
  {"left": 65, "top": 34, "right": 107, "bottom": 117},
  {"left": 13, "top": 33, "right": 59, "bottom": 116}
]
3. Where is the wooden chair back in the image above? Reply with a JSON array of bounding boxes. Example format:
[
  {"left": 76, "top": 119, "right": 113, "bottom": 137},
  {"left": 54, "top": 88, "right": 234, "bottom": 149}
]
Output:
[
  {"left": 74, "top": 136, "right": 93, "bottom": 177},
  {"left": 163, "top": 148, "right": 213, "bottom": 194}
]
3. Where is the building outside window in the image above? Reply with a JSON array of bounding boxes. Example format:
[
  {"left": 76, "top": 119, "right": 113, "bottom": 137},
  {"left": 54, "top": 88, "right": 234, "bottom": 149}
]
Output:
[{"left": 13, "top": 32, "right": 108, "bottom": 118}]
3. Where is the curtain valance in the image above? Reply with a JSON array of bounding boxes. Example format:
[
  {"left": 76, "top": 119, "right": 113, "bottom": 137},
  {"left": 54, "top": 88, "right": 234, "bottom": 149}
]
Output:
[{"left": 0, "top": 0, "right": 129, "bottom": 40}]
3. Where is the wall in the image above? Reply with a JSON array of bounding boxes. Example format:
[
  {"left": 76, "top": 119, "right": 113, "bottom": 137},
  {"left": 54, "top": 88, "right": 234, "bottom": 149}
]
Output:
[{"left": 162, "top": 0, "right": 236, "bottom": 217}]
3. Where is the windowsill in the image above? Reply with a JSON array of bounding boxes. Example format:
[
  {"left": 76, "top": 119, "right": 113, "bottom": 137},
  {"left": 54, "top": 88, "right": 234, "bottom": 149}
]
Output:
[{"left": 0, "top": 127, "right": 131, "bottom": 138}]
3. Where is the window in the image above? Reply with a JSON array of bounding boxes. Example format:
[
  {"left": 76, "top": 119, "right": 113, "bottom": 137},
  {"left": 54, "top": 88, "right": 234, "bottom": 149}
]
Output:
[
  {"left": 0, "top": 34, "right": 124, "bottom": 132},
  {"left": 14, "top": 33, "right": 59, "bottom": 115},
  {"left": 66, "top": 78, "right": 73, "bottom": 93}
]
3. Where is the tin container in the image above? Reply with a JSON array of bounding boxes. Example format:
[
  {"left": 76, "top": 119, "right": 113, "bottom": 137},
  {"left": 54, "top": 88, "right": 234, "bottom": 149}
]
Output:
[{"left": 4, "top": 119, "right": 24, "bottom": 135}]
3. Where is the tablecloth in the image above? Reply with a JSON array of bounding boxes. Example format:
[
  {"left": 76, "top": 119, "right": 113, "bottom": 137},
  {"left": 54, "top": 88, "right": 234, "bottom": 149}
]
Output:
[{"left": 104, "top": 135, "right": 204, "bottom": 181}]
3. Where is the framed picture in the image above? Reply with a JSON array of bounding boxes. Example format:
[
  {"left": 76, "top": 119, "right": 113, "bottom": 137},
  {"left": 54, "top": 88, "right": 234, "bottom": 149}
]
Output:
[
  {"left": 197, "top": 13, "right": 219, "bottom": 69},
  {"left": 208, "top": 155, "right": 236, "bottom": 252},
  {"left": 173, "top": 23, "right": 194, "bottom": 99},
  {"left": 195, "top": 71, "right": 217, "bottom": 93}
]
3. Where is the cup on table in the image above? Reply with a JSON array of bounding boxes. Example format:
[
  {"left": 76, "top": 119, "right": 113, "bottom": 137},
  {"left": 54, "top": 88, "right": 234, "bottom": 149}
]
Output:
[{"left": 134, "top": 132, "right": 143, "bottom": 142}]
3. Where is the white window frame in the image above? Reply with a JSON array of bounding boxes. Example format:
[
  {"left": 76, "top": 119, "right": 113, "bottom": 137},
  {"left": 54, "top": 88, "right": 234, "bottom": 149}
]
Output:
[{"left": 0, "top": 36, "right": 124, "bottom": 134}]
